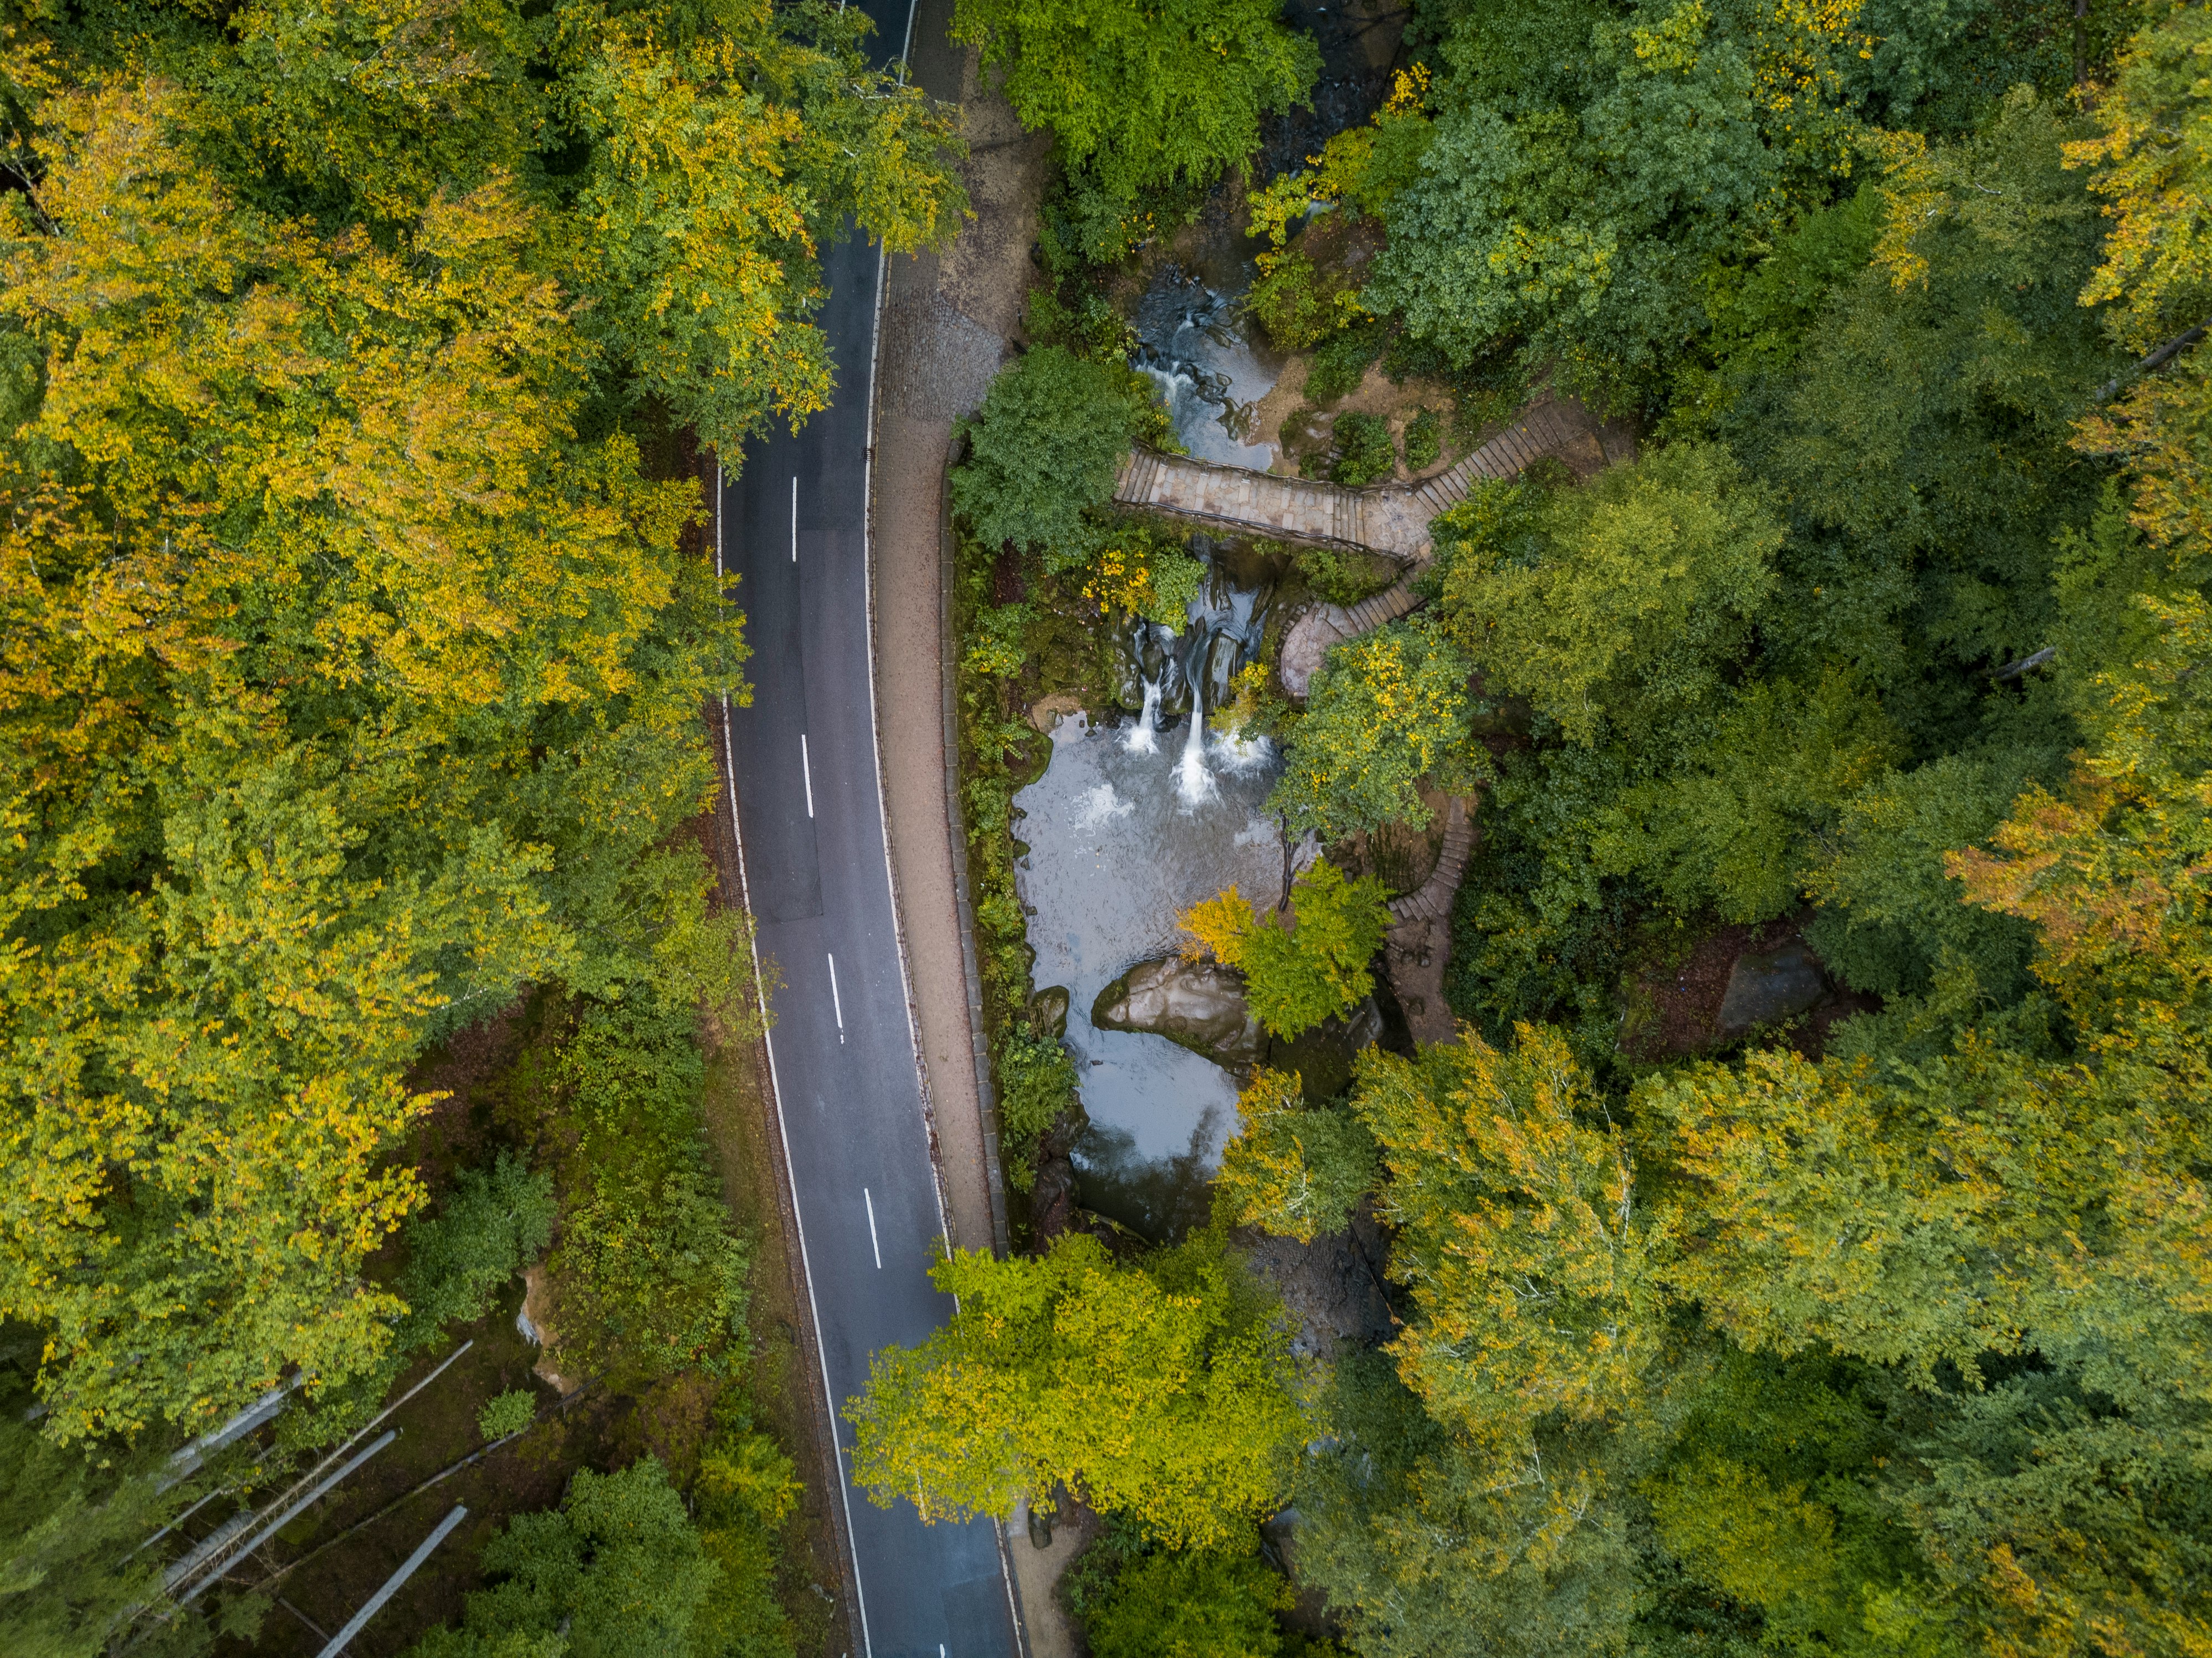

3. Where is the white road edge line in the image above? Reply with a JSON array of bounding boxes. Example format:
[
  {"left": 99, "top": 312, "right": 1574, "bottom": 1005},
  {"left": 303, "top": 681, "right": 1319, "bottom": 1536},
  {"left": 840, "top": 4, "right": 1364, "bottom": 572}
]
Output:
[
  {"left": 801, "top": 734, "right": 815, "bottom": 818},
  {"left": 826, "top": 951, "right": 844, "bottom": 1035},
  {"left": 715, "top": 464, "right": 875, "bottom": 1657},
  {"left": 790, "top": 474, "right": 798, "bottom": 562},
  {"left": 864, "top": 1188, "right": 883, "bottom": 1270}
]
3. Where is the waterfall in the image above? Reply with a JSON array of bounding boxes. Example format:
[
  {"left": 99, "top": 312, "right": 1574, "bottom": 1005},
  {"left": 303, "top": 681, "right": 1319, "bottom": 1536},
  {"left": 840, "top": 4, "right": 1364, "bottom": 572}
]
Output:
[
  {"left": 1125, "top": 677, "right": 1161, "bottom": 754},
  {"left": 1175, "top": 632, "right": 1218, "bottom": 807}
]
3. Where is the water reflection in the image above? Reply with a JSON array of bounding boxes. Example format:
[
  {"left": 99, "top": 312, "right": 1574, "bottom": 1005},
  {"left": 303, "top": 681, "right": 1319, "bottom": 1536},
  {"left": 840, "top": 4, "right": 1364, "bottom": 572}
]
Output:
[{"left": 1071, "top": 1112, "right": 1226, "bottom": 1241}]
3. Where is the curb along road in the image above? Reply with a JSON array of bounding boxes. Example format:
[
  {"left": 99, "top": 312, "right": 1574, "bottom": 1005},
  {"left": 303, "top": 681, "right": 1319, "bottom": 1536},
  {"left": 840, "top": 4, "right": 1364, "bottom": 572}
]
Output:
[{"left": 714, "top": 1, "right": 1022, "bottom": 1652}]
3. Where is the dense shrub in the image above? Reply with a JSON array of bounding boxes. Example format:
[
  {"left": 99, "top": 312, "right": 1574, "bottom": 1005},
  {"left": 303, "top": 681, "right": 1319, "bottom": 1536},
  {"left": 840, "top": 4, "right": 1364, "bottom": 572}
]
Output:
[
  {"left": 1248, "top": 250, "right": 1339, "bottom": 351},
  {"left": 1292, "top": 543, "right": 1399, "bottom": 607},
  {"left": 541, "top": 1006, "right": 749, "bottom": 1384},
  {"left": 1304, "top": 319, "right": 1389, "bottom": 405},
  {"left": 995, "top": 1026, "right": 1079, "bottom": 1191},
  {"left": 477, "top": 1389, "right": 537, "bottom": 1440},
  {"left": 1404, "top": 407, "right": 1442, "bottom": 470},
  {"left": 396, "top": 1153, "right": 556, "bottom": 1349},
  {"left": 951, "top": 348, "right": 1165, "bottom": 556},
  {"left": 1329, "top": 412, "right": 1395, "bottom": 485}
]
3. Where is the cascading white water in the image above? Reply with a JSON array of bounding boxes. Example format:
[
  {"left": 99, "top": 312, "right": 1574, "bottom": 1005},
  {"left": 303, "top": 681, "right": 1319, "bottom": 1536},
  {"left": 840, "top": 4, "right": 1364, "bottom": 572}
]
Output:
[
  {"left": 1125, "top": 677, "right": 1161, "bottom": 753},
  {"left": 1133, "top": 267, "right": 1280, "bottom": 470},
  {"left": 1175, "top": 645, "right": 1218, "bottom": 807},
  {"left": 1215, "top": 728, "right": 1272, "bottom": 772}
]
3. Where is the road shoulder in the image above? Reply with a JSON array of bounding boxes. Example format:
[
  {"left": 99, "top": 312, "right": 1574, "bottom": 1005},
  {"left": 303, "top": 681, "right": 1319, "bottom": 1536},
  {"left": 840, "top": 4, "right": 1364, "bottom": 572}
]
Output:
[{"left": 867, "top": 32, "right": 1044, "bottom": 1260}]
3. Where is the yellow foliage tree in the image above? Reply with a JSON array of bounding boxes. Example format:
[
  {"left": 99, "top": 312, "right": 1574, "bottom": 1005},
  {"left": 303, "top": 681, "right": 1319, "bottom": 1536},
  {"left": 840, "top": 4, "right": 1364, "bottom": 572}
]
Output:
[
  {"left": 1179, "top": 884, "right": 1257, "bottom": 965},
  {"left": 0, "top": 68, "right": 723, "bottom": 1439},
  {"left": 846, "top": 1234, "right": 1308, "bottom": 1549},
  {"left": 1353, "top": 1026, "right": 1666, "bottom": 1447}
]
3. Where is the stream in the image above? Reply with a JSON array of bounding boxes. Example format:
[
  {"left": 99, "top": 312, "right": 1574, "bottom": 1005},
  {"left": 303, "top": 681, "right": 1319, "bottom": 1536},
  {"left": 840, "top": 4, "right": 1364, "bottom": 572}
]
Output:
[
  {"left": 1133, "top": 266, "right": 1282, "bottom": 471},
  {"left": 1008, "top": 0, "right": 1405, "bottom": 1240}
]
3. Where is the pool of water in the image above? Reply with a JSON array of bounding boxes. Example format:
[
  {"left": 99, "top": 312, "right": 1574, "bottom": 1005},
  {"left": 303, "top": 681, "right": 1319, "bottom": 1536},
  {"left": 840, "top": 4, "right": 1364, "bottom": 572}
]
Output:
[{"left": 1013, "top": 710, "right": 1284, "bottom": 1239}]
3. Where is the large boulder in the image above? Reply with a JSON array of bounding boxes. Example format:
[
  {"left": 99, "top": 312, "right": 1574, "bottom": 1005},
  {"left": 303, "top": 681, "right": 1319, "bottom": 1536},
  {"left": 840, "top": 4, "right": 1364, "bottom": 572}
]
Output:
[
  {"left": 1029, "top": 984, "right": 1071, "bottom": 1038},
  {"left": 1278, "top": 606, "right": 1350, "bottom": 702},
  {"left": 1716, "top": 940, "right": 1828, "bottom": 1037},
  {"left": 1092, "top": 956, "right": 1266, "bottom": 1066}
]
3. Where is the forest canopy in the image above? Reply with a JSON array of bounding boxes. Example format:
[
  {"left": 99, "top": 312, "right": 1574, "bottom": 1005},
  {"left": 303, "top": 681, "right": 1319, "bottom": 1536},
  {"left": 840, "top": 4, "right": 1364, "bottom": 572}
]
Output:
[
  {"left": 871, "top": 0, "right": 2212, "bottom": 1653},
  {"left": 8, "top": 0, "right": 2212, "bottom": 1654},
  {"left": 0, "top": 0, "right": 962, "bottom": 1444}
]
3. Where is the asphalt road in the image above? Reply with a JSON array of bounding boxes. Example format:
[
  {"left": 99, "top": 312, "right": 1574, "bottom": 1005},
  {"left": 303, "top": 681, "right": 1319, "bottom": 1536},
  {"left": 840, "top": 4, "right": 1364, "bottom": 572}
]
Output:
[{"left": 717, "top": 5, "right": 1021, "bottom": 1655}]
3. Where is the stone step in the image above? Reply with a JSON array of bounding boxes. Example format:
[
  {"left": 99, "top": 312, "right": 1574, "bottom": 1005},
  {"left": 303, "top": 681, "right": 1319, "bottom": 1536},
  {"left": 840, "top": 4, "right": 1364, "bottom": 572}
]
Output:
[
  {"left": 1346, "top": 580, "right": 1422, "bottom": 633},
  {"left": 1107, "top": 400, "right": 1607, "bottom": 582},
  {"left": 1387, "top": 796, "right": 1477, "bottom": 924}
]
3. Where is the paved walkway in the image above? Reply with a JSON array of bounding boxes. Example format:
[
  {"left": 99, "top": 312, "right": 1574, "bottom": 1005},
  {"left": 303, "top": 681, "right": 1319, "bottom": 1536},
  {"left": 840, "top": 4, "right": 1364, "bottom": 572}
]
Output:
[{"left": 1113, "top": 396, "right": 1600, "bottom": 561}]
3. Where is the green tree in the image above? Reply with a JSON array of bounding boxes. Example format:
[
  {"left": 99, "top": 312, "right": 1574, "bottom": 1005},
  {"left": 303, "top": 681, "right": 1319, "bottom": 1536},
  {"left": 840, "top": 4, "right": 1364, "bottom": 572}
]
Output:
[
  {"left": 1757, "top": 89, "right": 2121, "bottom": 661},
  {"left": 1585, "top": 668, "right": 1902, "bottom": 925},
  {"left": 1272, "top": 615, "right": 1478, "bottom": 839},
  {"left": 1300, "top": 9, "right": 2212, "bottom": 1654},
  {"left": 1215, "top": 1068, "right": 1378, "bottom": 1244},
  {"left": 1437, "top": 444, "right": 1785, "bottom": 747},
  {"left": 1799, "top": 750, "right": 2044, "bottom": 1005},
  {"left": 1295, "top": 1350, "right": 1643, "bottom": 1658},
  {"left": 690, "top": 1427, "right": 801, "bottom": 1658},
  {"left": 953, "top": 0, "right": 1318, "bottom": 227},
  {"left": 1354, "top": 1026, "right": 1666, "bottom": 1445},
  {"left": 951, "top": 346, "right": 1167, "bottom": 557},
  {"left": 1084, "top": 1546, "right": 1293, "bottom": 1658},
  {"left": 561, "top": 7, "right": 968, "bottom": 451},
  {"left": 847, "top": 1233, "right": 1307, "bottom": 1549},
  {"left": 175, "top": 0, "right": 966, "bottom": 450},
  {"left": 1638, "top": 1345, "right": 1959, "bottom": 1657},
  {"left": 1369, "top": 0, "right": 1868, "bottom": 403},
  {"left": 408, "top": 1459, "right": 715, "bottom": 1658},
  {"left": 1179, "top": 862, "right": 1391, "bottom": 1040}
]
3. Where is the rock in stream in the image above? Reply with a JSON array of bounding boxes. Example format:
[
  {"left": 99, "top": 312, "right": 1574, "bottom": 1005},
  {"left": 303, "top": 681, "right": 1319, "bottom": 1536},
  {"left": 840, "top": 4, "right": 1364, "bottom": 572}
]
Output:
[{"left": 1092, "top": 956, "right": 1267, "bottom": 1066}]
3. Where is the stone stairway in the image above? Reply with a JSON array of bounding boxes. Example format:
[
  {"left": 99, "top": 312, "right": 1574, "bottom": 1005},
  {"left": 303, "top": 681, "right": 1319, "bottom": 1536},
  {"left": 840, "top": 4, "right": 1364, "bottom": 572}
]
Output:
[
  {"left": 1274, "top": 567, "right": 1426, "bottom": 699},
  {"left": 1112, "top": 397, "right": 1591, "bottom": 564},
  {"left": 1388, "top": 795, "right": 1476, "bottom": 925}
]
